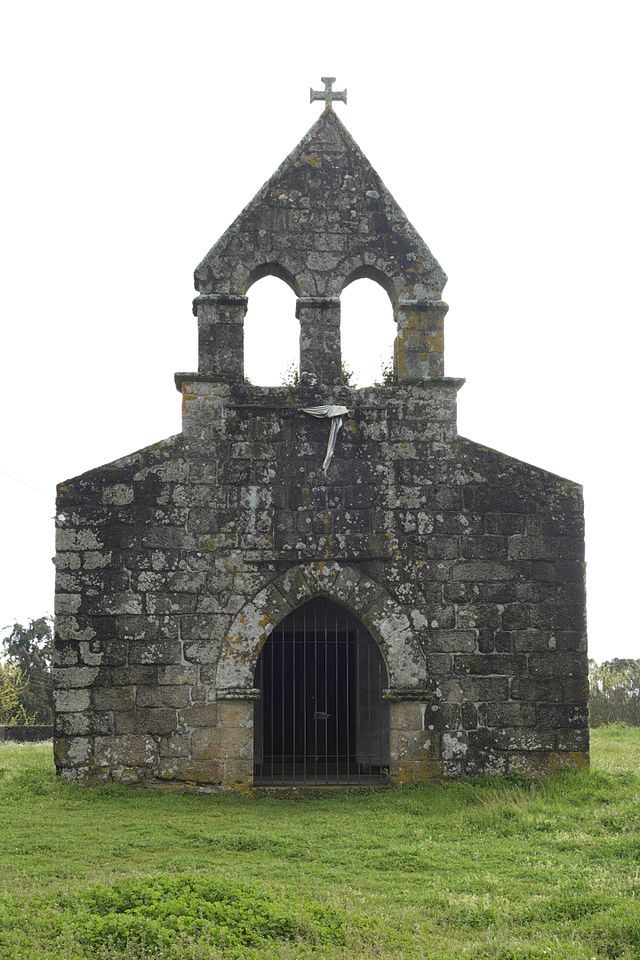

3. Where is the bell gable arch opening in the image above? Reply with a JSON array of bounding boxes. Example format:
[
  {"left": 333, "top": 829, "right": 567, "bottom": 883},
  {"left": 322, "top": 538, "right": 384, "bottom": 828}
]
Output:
[
  {"left": 340, "top": 276, "right": 396, "bottom": 387},
  {"left": 243, "top": 274, "right": 299, "bottom": 386}
]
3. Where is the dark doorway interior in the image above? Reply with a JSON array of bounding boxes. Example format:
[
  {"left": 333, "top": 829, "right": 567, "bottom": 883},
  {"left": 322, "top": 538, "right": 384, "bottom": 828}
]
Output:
[{"left": 253, "top": 598, "right": 389, "bottom": 785}]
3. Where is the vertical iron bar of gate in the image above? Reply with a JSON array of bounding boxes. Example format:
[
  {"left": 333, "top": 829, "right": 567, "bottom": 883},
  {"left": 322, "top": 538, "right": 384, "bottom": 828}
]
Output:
[
  {"left": 281, "top": 620, "right": 285, "bottom": 783},
  {"left": 366, "top": 637, "right": 372, "bottom": 778},
  {"left": 334, "top": 605, "right": 339, "bottom": 783},
  {"left": 345, "top": 608, "right": 350, "bottom": 784},
  {"left": 324, "top": 602, "right": 328, "bottom": 784},
  {"left": 354, "top": 621, "right": 360, "bottom": 783},
  {"left": 378, "top": 654, "right": 383, "bottom": 779},
  {"left": 269, "top": 630, "right": 274, "bottom": 783},
  {"left": 291, "top": 610, "right": 296, "bottom": 783},
  {"left": 255, "top": 656, "right": 260, "bottom": 783},
  {"left": 303, "top": 607, "right": 307, "bottom": 784},
  {"left": 314, "top": 604, "right": 318, "bottom": 785}
]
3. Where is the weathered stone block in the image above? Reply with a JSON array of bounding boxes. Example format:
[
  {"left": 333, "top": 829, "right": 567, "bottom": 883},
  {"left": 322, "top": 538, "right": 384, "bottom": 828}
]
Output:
[
  {"left": 217, "top": 701, "right": 253, "bottom": 728},
  {"left": 54, "top": 688, "right": 90, "bottom": 712},
  {"left": 452, "top": 561, "right": 515, "bottom": 581},
  {"left": 528, "top": 653, "right": 586, "bottom": 678},
  {"left": 53, "top": 666, "right": 99, "bottom": 689},
  {"left": 158, "top": 758, "right": 224, "bottom": 784},
  {"left": 128, "top": 641, "right": 181, "bottom": 665},
  {"left": 510, "top": 678, "right": 563, "bottom": 702},
  {"left": 453, "top": 654, "right": 526, "bottom": 676},
  {"left": 136, "top": 685, "right": 191, "bottom": 709},
  {"left": 183, "top": 641, "right": 221, "bottom": 664},
  {"left": 94, "top": 734, "right": 157, "bottom": 767},
  {"left": 158, "top": 665, "right": 198, "bottom": 685},
  {"left": 483, "top": 702, "right": 537, "bottom": 728},
  {"left": 92, "top": 686, "right": 135, "bottom": 711},
  {"left": 536, "top": 703, "right": 589, "bottom": 729},
  {"left": 55, "top": 710, "right": 112, "bottom": 736},
  {"left": 179, "top": 703, "right": 218, "bottom": 728},
  {"left": 389, "top": 701, "right": 426, "bottom": 732},
  {"left": 426, "top": 630, "right": 477, "bottom": 653},
  {"left": 54, "top": 736, "right": 92, "bottom": 766},
  {"left": 490, "top": 728, "right": 556, "bottom": 751},
  {"left": 114, "top": 708, "right": 177, "bottom": 735},
  {"left": 508, "top": 536, "right": 558, "bottom": 560},
  {"left": 459, "top": 676, "right": 510, "bottom": 702},
  {"left": 389, "top": 728, "right": 440, "bottom": 762},
  {"left": 158, "top": 733, "right": 191, "bottom": 758}
]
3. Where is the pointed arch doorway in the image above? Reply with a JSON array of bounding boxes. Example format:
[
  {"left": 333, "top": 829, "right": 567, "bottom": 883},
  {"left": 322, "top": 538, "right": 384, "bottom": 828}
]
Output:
[{"left": 253, "top": 598, "right": 390, "bottom": 785}]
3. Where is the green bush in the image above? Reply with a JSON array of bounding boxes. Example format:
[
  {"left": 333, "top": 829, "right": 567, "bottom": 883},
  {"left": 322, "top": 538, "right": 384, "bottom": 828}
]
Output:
[
  {"left": 0, "top": 664, "right": 33, "bottom": 725},
  {"left": 589, "top": 658, "right": 640, "bottom": 726}
]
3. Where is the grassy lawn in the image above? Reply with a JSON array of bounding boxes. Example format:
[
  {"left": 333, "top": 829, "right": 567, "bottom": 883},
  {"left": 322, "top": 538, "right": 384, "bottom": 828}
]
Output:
[{"left": 0, "top": 726, "right": 638, "bottom": 959}]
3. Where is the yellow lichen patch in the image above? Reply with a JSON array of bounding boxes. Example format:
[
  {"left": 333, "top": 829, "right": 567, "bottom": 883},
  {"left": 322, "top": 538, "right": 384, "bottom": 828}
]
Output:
[
  {"left": 549, "top": 751, "right": 590, "bottom": 772},
  {"left": 394, "top": 759, "right": 443, "bottom": 785},
  {"left": 307, "top": 153, "right": 321, "bottom": 168},
  {"left": 425, "top": 330, "right": 444, "bottom": 353},
  {"left": 181, "top": 382, "right": 196, "bottom": 415}
]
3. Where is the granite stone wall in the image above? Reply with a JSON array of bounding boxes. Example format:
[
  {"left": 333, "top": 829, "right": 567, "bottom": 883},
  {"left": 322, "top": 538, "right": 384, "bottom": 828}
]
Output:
[{"left": 54, "top": 378, "right": 588, "bottom": 787}]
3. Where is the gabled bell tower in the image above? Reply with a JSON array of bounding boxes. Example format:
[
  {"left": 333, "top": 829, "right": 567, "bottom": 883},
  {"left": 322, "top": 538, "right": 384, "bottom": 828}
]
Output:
[{"left": 186, "top": 93, "right": 449, "bottom": 390}]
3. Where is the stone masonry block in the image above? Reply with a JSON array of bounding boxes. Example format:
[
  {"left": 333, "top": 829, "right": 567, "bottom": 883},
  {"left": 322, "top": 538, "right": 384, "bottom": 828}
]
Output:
[
  {"left": 179, "top": 704, "right": 218, "bottom": 728},
  {"left": 128, "top": 641, "right": 181, "bottom": 664},
  {"left": 92, "top": 686, "right": 135, "bottom": 711},
  {"left": 94, "top": 734, "right": 157, "bottom": 767},
  {"left": 426, "top": 630, "right": 477, "bottom": 653},
  {"left": 217, "top": 701, "right": 253, "bottom": 728},
  {"left": 453, "top": 654, "right": 526, "bottom": 676},
  {"left": 136, "top": 685, "right": 191, "bottom": 709},
  {"left": 54, "top": 689, "right": 90, "bottom": 712},
  {"left": 114, "top": 708, "right": 177, "bottom": 736},
  {"left": 158, "top": 665, "right": 199, "bottom": 685},
  {"left": 389, "top": 701, "right": 426, "bottom": 732},
  {"left": 158, "top": 758, "right": 224, "bottom": 784},
  {"left": 53, "top": 666, "right": 99, "bottom": 688},
  {"left": 452, "top": 561, "right": 516, "bottom": 581},
  {"left": 483, "top": 702, "right": 537, "bottom": 727}
]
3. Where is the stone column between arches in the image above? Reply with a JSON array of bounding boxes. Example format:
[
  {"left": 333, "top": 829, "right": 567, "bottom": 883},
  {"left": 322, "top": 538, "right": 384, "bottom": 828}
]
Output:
[
  {"left": 395, "top": 298, "right": 448, "bottom": 381},
  {"left": 193, "top": 293, "right": 248, "bottom": 380},
  {"left": 296, "top": 296, "right": 342, "bottom": 388},
  {"left": 213, "top": 562, "right": 443, "bottom": 788}
]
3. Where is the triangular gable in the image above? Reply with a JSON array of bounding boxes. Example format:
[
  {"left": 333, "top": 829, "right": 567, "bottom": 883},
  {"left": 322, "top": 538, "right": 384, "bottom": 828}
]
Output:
[{"left": 194, "top": 109, "right": 446, "bottom": 304}]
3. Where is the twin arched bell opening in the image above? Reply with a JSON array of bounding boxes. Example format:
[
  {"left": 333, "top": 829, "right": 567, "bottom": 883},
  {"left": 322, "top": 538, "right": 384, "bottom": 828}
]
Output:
[{"left": 242, "top": 275, "right": 397, "bottom": 388}]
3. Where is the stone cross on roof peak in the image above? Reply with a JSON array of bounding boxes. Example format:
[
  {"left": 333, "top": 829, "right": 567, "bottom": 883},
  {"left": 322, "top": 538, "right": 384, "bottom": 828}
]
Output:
[{"left": 310, "top": 77, "right": 347, "bottom": 110}]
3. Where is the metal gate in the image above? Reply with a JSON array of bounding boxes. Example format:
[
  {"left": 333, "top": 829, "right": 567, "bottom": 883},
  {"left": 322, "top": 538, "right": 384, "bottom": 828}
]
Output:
[{"left": 253, "top": 598, "right": 390, "bottom": 785}]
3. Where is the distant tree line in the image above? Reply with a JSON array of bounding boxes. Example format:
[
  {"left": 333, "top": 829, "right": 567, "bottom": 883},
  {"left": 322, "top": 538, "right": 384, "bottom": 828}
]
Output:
[
  {"left": 0, "top": 617, "right": 53, "bottom": 725},
  {"left": 589, "top": 658, "right": 640, "bottom": 727}
]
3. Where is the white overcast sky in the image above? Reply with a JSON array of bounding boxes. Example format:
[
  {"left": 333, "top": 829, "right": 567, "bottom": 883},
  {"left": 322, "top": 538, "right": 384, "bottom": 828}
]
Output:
[{"left": 1, "top": 1, "right": 638, "bottom": 661}]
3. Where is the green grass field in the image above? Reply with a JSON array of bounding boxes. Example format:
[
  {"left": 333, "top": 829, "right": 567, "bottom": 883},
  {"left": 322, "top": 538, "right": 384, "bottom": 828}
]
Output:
[{"left": 0, "top": 726, "right": 638, "bottom": 959}]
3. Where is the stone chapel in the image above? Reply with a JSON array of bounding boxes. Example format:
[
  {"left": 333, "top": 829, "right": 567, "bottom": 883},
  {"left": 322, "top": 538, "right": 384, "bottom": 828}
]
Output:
[{"left": 53, "top": 81, "right": 588, "bottom": 788}]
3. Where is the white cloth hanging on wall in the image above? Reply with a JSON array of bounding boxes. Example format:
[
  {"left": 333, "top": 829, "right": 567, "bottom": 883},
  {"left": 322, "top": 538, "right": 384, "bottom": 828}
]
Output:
[{"left": 300, "top": 404, "right": 349, "bottom": 474}]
